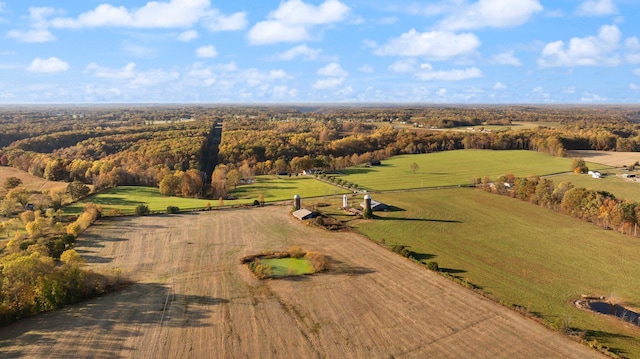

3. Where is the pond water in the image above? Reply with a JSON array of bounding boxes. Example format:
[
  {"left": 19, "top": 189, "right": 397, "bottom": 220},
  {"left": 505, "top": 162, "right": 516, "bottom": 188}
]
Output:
[{"left": 589, "top": 302, "right": 640, "bottom": 326}]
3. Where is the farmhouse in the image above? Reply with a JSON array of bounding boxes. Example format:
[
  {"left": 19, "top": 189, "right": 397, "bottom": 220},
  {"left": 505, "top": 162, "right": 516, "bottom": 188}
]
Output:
[
  {"left": 303, "top": 169, "right": 323, "bottom": 175},
  {"left": 588, "top": 170, "right": 602, "bottom": 178},
  {"left": 292, "top": 208, "right": 317, "bottom": 220},
  {"left": 360, "top": 199, "right": 388, "bottom": 212}
]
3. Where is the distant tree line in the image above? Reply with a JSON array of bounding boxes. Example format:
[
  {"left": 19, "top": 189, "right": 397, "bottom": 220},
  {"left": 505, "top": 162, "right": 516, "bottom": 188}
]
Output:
[{"left": 483, "top": 174, "right": 640, "bottom": 236}]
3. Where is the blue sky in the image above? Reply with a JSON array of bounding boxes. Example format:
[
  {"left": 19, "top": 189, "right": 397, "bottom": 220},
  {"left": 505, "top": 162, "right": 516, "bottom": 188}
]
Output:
[{"left": 1, "top": 0, "right": 640, "bottom": 104}]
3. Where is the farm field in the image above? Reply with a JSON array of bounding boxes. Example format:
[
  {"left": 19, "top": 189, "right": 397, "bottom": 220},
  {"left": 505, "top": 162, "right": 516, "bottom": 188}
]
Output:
[
  {"left": 567, "top": 150, "right": 640, "bottom": 167},
  {"left": 336, "top": 188, "right": 640, "bottom": 357},
  {"left": 338, "top": 150, "right": 610, "bottom": 192},
  {"left": 0, "top": 166, "right": 69, "bottom": 194},
  {"left": 0, "top": 206, "right": 602, "bottom": 358},
  {"left": 66, "top": 177, "right": 346, "bottom": 215},
  {"left": 546, "top": 171, "right": 640, "bottom": 202}
]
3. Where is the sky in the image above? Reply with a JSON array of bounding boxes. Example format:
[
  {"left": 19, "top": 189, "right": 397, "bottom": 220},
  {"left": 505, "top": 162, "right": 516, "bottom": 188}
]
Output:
[{"left": 1, "top": 0, "right": 640, "bottom": 104}]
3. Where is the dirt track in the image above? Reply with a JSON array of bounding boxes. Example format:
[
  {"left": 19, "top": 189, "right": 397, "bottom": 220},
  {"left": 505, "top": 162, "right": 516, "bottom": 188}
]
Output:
[{"left": 0, "top": 206, "right": 604, "bottom": 358}]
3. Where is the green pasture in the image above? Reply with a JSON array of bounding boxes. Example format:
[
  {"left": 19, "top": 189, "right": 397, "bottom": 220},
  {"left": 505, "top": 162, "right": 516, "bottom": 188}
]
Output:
[
  {"left": 65, "top": 176, "right": 346, "bottom": 215},
  {"left": 546, "top": 171, "right": 640, "bottom": 202},
  {"left": 337, "top": 189, "right": 640, "bottom": 357},
  {"left": 261, "top": 257, "right": 315, "bottom": 277},
  {"left": 231, "top": 175, "right": 348, "bottom": 201},
  {"left": 338, "top": 150, "right": 610, "bottom": 191}
]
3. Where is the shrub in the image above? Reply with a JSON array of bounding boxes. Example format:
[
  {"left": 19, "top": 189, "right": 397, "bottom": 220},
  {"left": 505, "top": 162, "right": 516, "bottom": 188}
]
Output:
[
  {"left": 427, "top": 261, "right": 439, "bottom": 271},
  {"left": 390, "top": 244, "right": 411, "bottom": 257},
  {"left": 288, "top": 245, "right": 305, "bottom": 258},
  {"left": 252, "top": 199, "right": 260, "bottom": 206},
  {"left": 166, "top": 206, "right": 180, "bottom": 214},
  {"left": 305, "top": 251, "right": 329, "bottom": 272},
  {"left": 135, "top": 204, "right": 150, "bottom": 216}
]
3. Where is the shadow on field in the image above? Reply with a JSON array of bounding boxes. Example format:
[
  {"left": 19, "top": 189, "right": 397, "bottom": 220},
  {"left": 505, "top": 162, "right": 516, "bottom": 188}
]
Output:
[
  {"left": 0, "top": 282, "right": 226, "bottom": 358},
  {"left": 410, "top": 252, "right": 436, "bottom": 262},
  {"left": 583, "top": 329, "right": 632, "bottom": 356},
  {"left": 328, "top": 257, "right": 376, "bottom": 276},
  {"left": 439, "top": 267, "right": 466, "bottom": 275},
  {"left": 86, "top": 195, "right": 146, "bottom": 207},
  {"left": 375, "top": 216, "right": 462, "bottom": 223}
]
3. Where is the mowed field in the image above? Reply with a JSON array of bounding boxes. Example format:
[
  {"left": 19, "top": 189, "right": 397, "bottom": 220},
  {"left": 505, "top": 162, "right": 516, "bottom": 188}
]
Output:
[
  {"left": 339, "top": 189, "right": 640, "bottom": 357},
  {"left": 339, "top": 150, "right": 610, "bottom": 191},
  {"left": 567, "top": 150, "right": 640, "bottom": 167},
  {"left": 0, "top": 206, "right": 602, "bottom": 358},
  {"left": 547, "top": 171, "right": 640, "bottom": 202},
  {"left": 0, "top": 166, "right": 68, "bottom": 194},
  {"left": 66, "top": 177, "right": 347, "bottom": 215}
]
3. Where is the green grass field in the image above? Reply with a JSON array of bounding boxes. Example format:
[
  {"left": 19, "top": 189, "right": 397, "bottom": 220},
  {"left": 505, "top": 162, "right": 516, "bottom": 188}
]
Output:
[
  {"left": 546, "top": 171, "right": 640, "bottom": 202},
  {"left": 65, "top": 176, "right": 347, "bottom": 215},
  {"left": 261, "top": 257, "right": 315, "bottom": 277},
  {"left": 338, "top": 150, "right": 610, "bottom": 191},
  {"left": 331, "top": 189, "right": 640, "bottom": 357}
]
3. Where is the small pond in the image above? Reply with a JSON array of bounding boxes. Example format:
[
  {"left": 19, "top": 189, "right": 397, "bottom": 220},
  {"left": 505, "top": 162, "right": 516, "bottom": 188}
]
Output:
[{"left": 589, "top": 302, "right": 640, "bottom": 326}]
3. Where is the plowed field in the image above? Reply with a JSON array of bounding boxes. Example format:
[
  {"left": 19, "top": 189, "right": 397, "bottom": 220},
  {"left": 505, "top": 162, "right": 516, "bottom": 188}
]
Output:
[{"left": 0, "top": 206, "right": 604, "bottom": 358}]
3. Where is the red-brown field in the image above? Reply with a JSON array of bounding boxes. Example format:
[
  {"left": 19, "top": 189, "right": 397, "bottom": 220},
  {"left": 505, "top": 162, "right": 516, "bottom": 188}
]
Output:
[
  {"left": 0, "top": 206, "right": 604, "bottom": 358},
  {"left": 567, "top": 150, "right": 640, "bottom": 167}
]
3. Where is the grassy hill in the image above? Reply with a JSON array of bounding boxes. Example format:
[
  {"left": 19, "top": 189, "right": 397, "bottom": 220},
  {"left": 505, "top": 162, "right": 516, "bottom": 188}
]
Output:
[
  {"left": 333, "top": 188, "right": 640, "bottom": 357},
  {"left": 338, "top": 150, "right": 609, "bottom": 191}
]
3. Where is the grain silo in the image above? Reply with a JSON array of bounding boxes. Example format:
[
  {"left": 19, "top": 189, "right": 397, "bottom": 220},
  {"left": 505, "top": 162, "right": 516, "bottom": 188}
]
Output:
[{"left": 293, "top": 194, "right": 301, "bottom": 210}]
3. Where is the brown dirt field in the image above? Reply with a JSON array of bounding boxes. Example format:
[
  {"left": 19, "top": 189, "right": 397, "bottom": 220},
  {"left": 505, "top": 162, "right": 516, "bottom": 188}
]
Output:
[
  {"left": 567, "top": 150, "right": 640, "bottom": 167},
  {"left": 0, "top": 166, "right": 68, "bottom": 194},
  {"left": 0, "top": 206, "right": 605, "bottom": 358}
]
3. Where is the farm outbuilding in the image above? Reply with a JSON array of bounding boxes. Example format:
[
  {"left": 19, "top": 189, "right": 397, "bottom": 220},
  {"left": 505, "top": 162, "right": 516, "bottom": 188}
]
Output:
[
  {"left": 360, "top": 199, "right": 388, "bottom": 212},
  {"left": 292, "top": 208, "right": 317, "bottom": 220}
]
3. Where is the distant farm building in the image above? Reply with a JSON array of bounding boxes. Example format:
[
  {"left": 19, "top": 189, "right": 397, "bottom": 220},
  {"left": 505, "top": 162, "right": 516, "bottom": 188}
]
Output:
[
  {"left": 292, "top": 208, "right": 317, "bottom": 220},
  {"left": 303, "top": 169, "right": 323, "bottom": 175},
  {"left": 360, "top": 199, "right": 387, "bottom": 212},
  {"left": 369, "top": 160, "right": 381, "bottom": 166},
  {"left": 623, "top": 173, "right": 636, "bottom": 178},
  {"left": 588, "top": 170, "right": 602, "bottom": 179}
]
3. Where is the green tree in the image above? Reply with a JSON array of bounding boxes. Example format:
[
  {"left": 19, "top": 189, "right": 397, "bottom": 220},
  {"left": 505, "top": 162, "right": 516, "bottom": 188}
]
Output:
[
  {"left": 135, "top": 204, "right": 150, "bottom": 216},
  {"left": 3, "top": 176, "right": 22, "bottom": 190},
  {"left": 66, "top": 181, "right": 90, "bottom": 201}
]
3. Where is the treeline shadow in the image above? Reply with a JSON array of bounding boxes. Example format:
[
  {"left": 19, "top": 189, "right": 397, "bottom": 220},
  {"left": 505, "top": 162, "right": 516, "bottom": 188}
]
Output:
[{"left": 0, "top": 283, "right": 228, "bottom": 358}]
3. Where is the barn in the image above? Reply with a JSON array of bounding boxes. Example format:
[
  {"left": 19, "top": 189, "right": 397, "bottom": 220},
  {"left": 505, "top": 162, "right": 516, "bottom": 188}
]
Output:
[
  {"left": 360, "top": 199, "right": 388, "bottom": 212},
  {"left": 292, "top": 208, "right": 317, "bottom": 220}
]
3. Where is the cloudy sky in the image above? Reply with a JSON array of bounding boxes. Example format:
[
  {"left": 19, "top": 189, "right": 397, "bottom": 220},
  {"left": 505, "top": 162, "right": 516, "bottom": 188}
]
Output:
[{"left": 1, "top": 0, "right": 640, "bottom": 104}]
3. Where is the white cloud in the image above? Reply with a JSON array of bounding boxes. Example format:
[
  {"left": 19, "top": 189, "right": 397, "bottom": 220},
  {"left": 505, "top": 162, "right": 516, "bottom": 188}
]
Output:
[
  {"left": 202, "top": 11, "right": 247, "bottom": 31},
  {"left": 6, "top": 29, "right": 56, "bottom": 43},
  {"left": 248, "top": 0, "right": 350, "bottom": 45},
  {"left": 537, "top": 24, "right": 621, "bottom": 67},
  {"left": 564, "top": 86, "right": 576, "bottom": 94},
  {"left": 575, "top": 0, "right": 617, "bottom": 16},
  {"left": 272, "top": 85, "right": 299, "bottom": 99},
  {"left": 626, "top": 37, "right": 640, "bottom": 64},
  {"left": 130, "top": 69, "right": 180, "bottom": 87},
  {"left": 48, "top": 0, "right": 245, "bottom": 31},
  {"left": 415, "top": 64, "right": 483, "bottom": 81},
  {"left": 27, "top": 57, "right": 69, "bottom": 73},
  {"left": 86, "top": 62, "right": 136, "bottom": 79},
  {"left": 374, "top": 29, "right": 480, "bottom": 60},
  {"left": 634, "top": 68, "right": 640, "bottom": 76},
  {"left": 312, "top": 77, "right": 345, "bottom": 89},
  {"left": 242, "top": 68, "right": 288, "bottom": 87},
  {"left": 317, "top": 62, "right": 348, "bottom": 77},
  {"left": 438, "top": 0, "right": 543, "bottom": 31},
  {"left": 359, "top": 64, "right": 374, "bottom": 73},
  {"left": 630, "top": 83, "right": 640, "bottom": 90},
  {"left": 196, "top": 45, "right": 217, "bottom": 58},
  {"left": 85, "top": 62, "right": 179, "bottom": 88},
  {"left": 177, "top": 30, "right": 199, "bottom": 42},
  {"left": 389, "top": 59, "right": 417, "bottom": 73},
  {"left": 580, "top": 92, "right": 606, "bottom": 102},
  {"left": 493, "top": 82, "right": 507, "bottom": 89},
  {"left": 492, "top": 50, "right": 521, "bottom": 66},
  {"left": 276, "top": 45, "right": 322, "bottom": 60}
]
